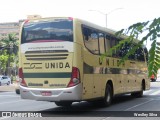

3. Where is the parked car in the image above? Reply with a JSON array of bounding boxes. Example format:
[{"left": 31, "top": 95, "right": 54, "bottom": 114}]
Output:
[
  {"left": 15, "top": 76, "right": 20, "bottom": 94},
  {"left": 0, "top": 76, "right": 11, "bottom": 86},
  {"left": 151, "top": 74, "right": 156, "bottom": 82}
]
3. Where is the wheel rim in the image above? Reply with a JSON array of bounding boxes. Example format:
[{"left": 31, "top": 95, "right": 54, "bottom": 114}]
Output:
[
  {"left": 104, "top": 84, "right": 112, "bottom": 106},
  {"left": 107, "top": 92, "right": 111, "bottom": 103},
  {"left": 106, "top": 88, "right": 111, "bottom": 103}
]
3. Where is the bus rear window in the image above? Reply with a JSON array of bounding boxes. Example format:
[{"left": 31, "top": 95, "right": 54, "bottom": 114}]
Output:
[{"left": 21, "top": 19, "right": 73, "bottom": 43}]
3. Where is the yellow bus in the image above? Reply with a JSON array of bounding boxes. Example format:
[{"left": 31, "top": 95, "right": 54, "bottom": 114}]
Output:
[{"left": 19, "top": 17, "right": 150, "bottom": 107}]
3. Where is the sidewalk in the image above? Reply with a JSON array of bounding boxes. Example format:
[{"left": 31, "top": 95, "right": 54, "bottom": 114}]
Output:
[{"left": 0, "top": 84, "right": 15, "bottom": 92}]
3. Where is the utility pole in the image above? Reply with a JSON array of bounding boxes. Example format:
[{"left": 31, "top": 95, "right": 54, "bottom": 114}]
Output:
[{"left": 89, "top": 8, "right": 123, "bottom": 28}]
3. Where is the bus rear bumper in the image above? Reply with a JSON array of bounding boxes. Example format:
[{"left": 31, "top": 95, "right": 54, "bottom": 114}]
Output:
[{"left": 20, "top": 84, "right": 82, "bottom": 102}]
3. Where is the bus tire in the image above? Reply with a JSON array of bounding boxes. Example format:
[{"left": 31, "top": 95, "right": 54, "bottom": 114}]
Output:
[
  {"left": 131, "top": 82, "right": 144, "bottom": 98},
  {"left": 16, "top": 89, "right": 20, "bottom": 94},
  {"left": 7, "top": 81, "right": 10, "bottom": 85},
  {"left": 55, "top": 101, "right": 72, "bottom": 107},
  {"left": 103, "top": 84, "right": 112, "bottom": 106}
]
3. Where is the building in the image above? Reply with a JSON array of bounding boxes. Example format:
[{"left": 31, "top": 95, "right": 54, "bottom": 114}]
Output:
[
  {"left": 0, "top": 21, "right": 21, "bottom": 39},
  {"left": 0, "top": 15, "right": 40, "bottom": 75},
  {"left": 0, "top": 15, "right": 41, "bottom": 39},
  {"left": 27, "top": 15, "right": 41, "bottom": 20}
]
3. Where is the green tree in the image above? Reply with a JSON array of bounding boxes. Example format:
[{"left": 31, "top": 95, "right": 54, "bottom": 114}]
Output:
[
  {"left": 1, "top": 33, "right": 19, "bottom": 54},
  {"left": 0, "top": 33, "right": 19, "bottom": 75},
  {"left": 106, "top": 17, "right": 160, "bottom": 77},
  {"left": 0, "top": 50, "right": 9, "bottom": 74}
]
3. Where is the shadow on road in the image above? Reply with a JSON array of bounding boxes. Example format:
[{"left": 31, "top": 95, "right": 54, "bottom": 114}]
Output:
[{"left": 40, "top": 94, "right": 137, "bottom": 117}]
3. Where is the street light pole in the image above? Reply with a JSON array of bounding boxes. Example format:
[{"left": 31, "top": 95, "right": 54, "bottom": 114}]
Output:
[
  {"left": 105, "top": 14, "right": 108, "bottom": 28},
  {"left": 89, "top": 8, "right": 123, "bottom": 28}
]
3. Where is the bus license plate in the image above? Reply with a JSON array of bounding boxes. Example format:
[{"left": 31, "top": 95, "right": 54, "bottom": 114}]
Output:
[{"left": 41, "top": 91, "right": 52, "bottom": 96}]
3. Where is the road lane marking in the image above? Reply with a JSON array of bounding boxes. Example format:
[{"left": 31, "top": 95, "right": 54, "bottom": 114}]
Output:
[
  {"left": 143, "top": 89, "right": 155, "bottom": 95},
  {"left": 124, "top": 99, "right": 154, "bottom": 111},
  {"left": 144, "top": 89, "right": 160, "bottom": 95},
  {"left": 0, "top": 92, "right": 15, "bottom": 95},
  {"left": 150, "top": 90, "right": 160, "bottom": 95},
  {"left": 101, "top": 117, "right": 111, "bottom": 120},
  {"left": 0, "top": 100, "right": 25, "bottom": 105},
  {"left": 0, "top": 95, "right": 20, "bottom": 97},
  {"left": 0, "top": 115, "right": 13, "bottom": 120},
  {"left": 144, "top": 89, "right": 153, "bottom": 93},
  {"left": 0, "top": 92, "right": 14, "bottom": 93}
]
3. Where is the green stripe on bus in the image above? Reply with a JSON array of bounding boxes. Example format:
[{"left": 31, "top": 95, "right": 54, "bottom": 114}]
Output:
[{"left": 24, "top": 72, "right": 71, "bottom": 78}]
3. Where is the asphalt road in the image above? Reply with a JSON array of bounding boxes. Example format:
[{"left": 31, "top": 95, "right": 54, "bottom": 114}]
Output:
[{"left": 0, "top": 79, "right": 160, "bottom": 120}]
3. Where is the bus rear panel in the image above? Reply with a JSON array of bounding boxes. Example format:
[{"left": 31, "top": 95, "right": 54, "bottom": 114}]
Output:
[{"left": 19, "top": 17, "right": 82, "bottom": 102}]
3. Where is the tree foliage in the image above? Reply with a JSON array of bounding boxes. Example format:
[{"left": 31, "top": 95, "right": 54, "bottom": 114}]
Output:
[
  {"left": 1, "top": 33, "right": 19, "bottom": 55},
  {"left": 0, "top": 33, "right": 19, "bottom": 75},
  {"left": 0, "top": 50, "right": 9, "bottom": 72},
  {"left": 107, "top": 17, "right": 160, "bottom": 77}
]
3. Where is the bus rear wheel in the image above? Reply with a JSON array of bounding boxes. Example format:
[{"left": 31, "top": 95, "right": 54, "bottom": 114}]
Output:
[
  {"left": 103, "top": 84, "right": 112, "bottom": 106},
  {"left": 55, "top": 101, "right": 72, "bottom": 107},
  {"left": 131, "top": 82, "right": 144, "bottom": 97}
]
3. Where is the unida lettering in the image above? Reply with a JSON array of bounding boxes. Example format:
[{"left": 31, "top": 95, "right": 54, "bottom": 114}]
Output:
[{"left": 45, "top": 62, "right": 70, "bottom": 69}]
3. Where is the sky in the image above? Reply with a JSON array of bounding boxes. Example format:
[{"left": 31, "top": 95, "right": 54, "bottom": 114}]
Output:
[
  {"left": 0, "top": 0, "right": 159, "bottom": 31},
  {"left": 0, "top": 0, "right": 158, "bottom": 72},
  {"left": 1, "top": 0, "right": 159, "bottom": 50}
]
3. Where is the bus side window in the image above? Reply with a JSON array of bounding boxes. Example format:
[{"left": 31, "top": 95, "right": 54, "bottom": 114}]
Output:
[
  {"left": 82, "top": 26, "right": 99, "bottom": 55},
  {"left": 110, "top": 36, "right": 119, "bottom": 57},
  {"left": 110, "top": 37, "right": 116, "bottom": 48},
  {"left": 105, "top": 34, "right": 111, "bottom": 52},
  {"left": 105, "top": 34, "right": 119, "bottom": 57},
  {"left": 135, "top": 47, "right": 145, "bottom": 61},
  {"left": 128, "top": 44, "right": 135, "bottom": 60},
  {"left": 82, "top": 26, "right": 89, "bottom": 41},
  {"left": 143, "top": 48, "right": 148, "bottom": 62},
  {"left": 118, "top": 43, "right": 130, "bottom": 58},
  {"left": 98, "top": 32, "right": 105, "bottom": 54}
]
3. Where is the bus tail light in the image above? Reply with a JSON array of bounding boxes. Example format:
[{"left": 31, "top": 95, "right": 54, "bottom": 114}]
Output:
[
  {"left": 24, "top": 19, "right": 29, "bottom": 24},
  {"left": 67, "top": 67, "right": 80, "bottom": 87},
  {"left": 68, "top": 17, "right": 73, "bottom": 20},
  {"left": 19, "top": 68, "right": 27, "bottom": 87}
]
